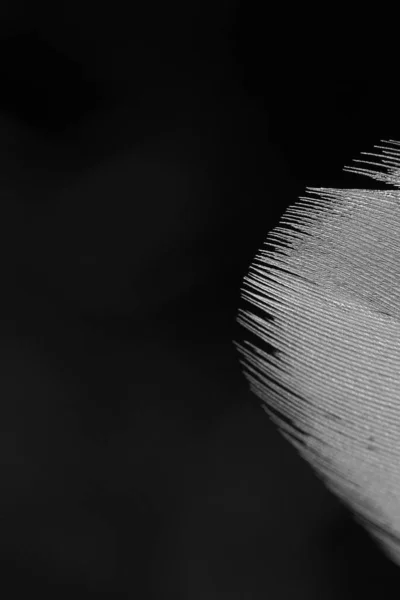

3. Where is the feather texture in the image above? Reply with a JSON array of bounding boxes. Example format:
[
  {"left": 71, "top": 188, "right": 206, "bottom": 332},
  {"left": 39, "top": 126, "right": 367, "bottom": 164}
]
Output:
[{"left": 235, "top": 140, "right": 400, "bottom": 565}]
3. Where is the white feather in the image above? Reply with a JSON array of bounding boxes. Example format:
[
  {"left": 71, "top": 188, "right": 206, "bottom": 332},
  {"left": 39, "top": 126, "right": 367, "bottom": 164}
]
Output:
[{"left": 235, "top": 140, "right": 400, "bottom": 565}]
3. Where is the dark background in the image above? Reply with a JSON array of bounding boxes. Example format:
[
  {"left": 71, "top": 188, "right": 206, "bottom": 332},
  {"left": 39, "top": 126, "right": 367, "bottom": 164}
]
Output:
[{"left": 0, "top": 2, "right": 399, "bottom": 598}]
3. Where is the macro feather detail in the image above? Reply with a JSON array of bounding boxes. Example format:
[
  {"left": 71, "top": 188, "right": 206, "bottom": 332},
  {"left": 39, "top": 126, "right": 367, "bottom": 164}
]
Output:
[{"left": 235, "top": 140, "right": 400, "bottom": 565}]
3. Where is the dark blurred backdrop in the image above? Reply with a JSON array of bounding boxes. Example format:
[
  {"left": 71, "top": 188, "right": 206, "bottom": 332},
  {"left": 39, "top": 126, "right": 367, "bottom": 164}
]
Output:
[{"left": 0, "top": 2, "right": 399, "bottom": 598}]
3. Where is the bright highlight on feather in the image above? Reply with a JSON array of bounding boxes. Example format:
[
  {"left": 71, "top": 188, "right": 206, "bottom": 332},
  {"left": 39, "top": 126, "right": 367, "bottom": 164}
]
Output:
[{"left": 234, "top": 140, "right": 400, "bottom": 565}]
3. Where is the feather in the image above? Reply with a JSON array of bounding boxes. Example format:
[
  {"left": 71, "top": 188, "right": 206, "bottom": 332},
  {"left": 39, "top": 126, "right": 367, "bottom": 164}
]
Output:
[{"left": 234, "top": 140, "right": 400, "bottom": 565}]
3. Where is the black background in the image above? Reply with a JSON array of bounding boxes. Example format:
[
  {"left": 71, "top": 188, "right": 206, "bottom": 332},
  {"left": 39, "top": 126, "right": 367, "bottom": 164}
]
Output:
[{"left": 0, "top": 2, "right": 399, "bottom": 598}]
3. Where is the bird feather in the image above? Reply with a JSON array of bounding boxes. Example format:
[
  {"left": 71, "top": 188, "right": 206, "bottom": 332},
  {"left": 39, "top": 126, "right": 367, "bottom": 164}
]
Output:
[{"left": 235, "top": 140, "right": 400, "bottom": 565}]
